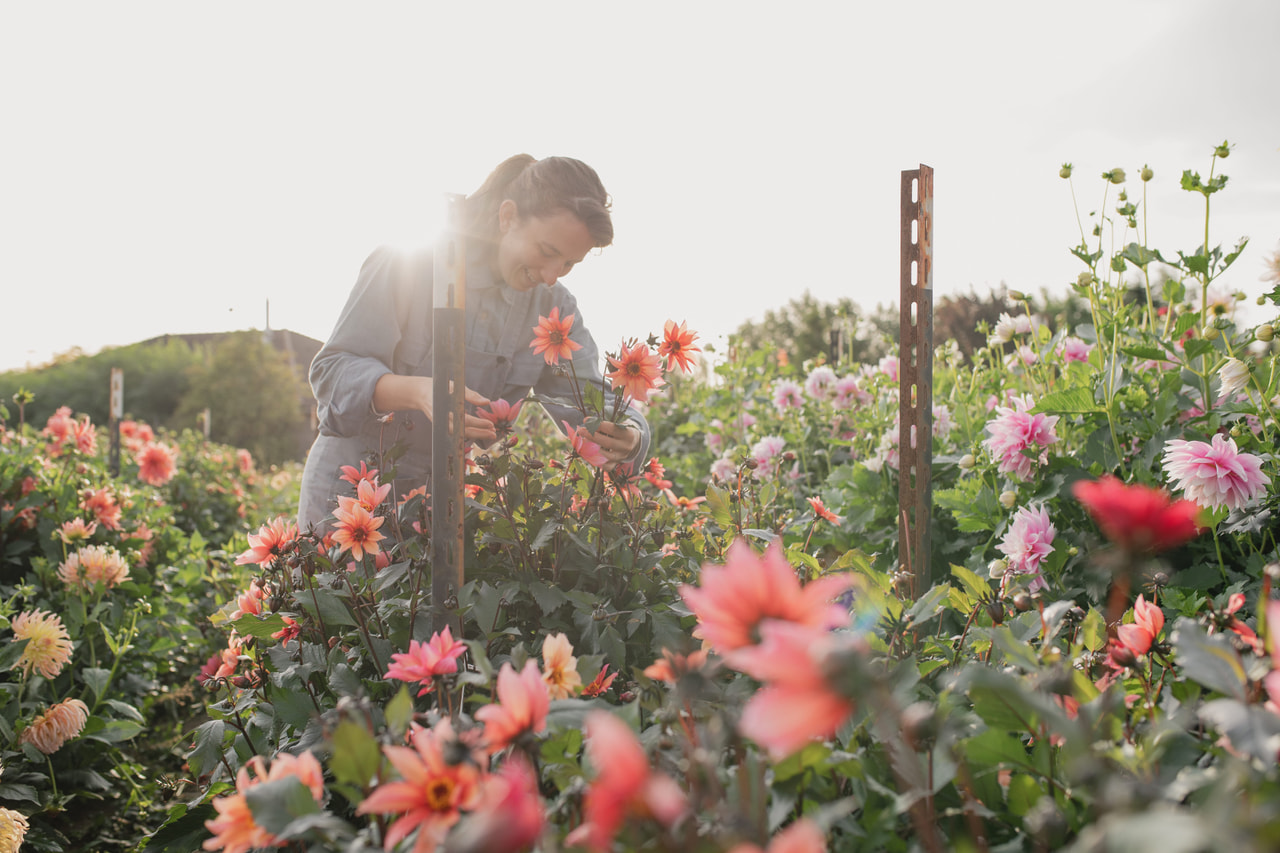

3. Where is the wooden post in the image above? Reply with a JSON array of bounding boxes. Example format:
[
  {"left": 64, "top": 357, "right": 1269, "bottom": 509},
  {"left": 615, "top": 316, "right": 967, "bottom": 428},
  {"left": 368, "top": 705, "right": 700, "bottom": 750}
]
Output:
[
  {"left": 899, "top": 165, "right": 934, "bottom": 592},
  {"left": 431, "top": 194, "right": 467, "bottom": 637},
  {"left": 108, "top": 368, "right": 123, "bottom": 477}
]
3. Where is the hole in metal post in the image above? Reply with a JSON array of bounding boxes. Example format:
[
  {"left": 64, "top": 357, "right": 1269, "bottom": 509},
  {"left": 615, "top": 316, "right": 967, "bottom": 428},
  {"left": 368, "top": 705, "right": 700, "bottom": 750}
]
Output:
[
  {"left": 911, "top": 219, "right": 918, "bottom": 245},
  {"left": 911, "top": 260, "right": 918, "bottom": 286},
  {"left": 912, "top": 178, "right": 919, "bottom": 203}
]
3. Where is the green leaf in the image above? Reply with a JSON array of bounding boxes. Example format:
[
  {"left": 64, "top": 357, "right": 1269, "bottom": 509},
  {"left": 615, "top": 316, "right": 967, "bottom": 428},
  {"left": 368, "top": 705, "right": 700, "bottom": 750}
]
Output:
[
  {"left": 297, "top": 586, "right": 358, "bottom": 628},
  {"left": 185, "top": 720, "right": 229, "bottom": 779},
  {"left": 81, "top": 666, "right": 112, "bottom": 699},
  {"left": 1172, "top": 619, "right": 1247, "bottom": 701},
  {"left": 230, "top": 613, "right": 288, "bottom": 641},
  {"left": 329, "top": 719, "right": 382, "bottom": 790},
  {"left": 245, "top": 777, "right": 320, "bottom": 836},
  {"left": 906, "top": 583, "right": 952, "bottom": 626},
  {"left": 1030, "top": 386, "right": 1100, "bottom": 414},
  {"left": 950, "top": 564, "right": 991, "bottom": 602},
  {"left": 1080, "top": 608, "right": 1106, "bottom": 652},
  {"left": 0, "top": 639, "right": 28, "bottom": 672},
  {"left": 83, "top": 718, "right": 144, "bottom": 744},
  {"left": 1006, "top": 773, "right": 1043, "bottom": 817},
  {"left": 1198, "top": 698, "right": 1280, "bottom": 765},
  {"left": 140, "top": 803, "right": 218, "bottom": 853},
  {"left": 384, "top": 685, "right": 415, "bottom": 739}
]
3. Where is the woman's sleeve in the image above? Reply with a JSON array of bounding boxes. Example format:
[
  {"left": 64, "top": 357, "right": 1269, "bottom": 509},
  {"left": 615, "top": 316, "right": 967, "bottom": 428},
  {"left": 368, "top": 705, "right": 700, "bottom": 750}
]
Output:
[
  {"left": 309, "top": 247, "right": 410, "bottom": 438},
  {"left": 533, "top": 294, "right": 652, "bottom": 467}
]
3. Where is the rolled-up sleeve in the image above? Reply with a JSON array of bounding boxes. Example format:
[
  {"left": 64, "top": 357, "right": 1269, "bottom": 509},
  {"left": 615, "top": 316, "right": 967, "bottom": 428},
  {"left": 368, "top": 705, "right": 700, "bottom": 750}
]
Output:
[{"left": 310, "top": 247, "right": 411, "bottom": 437}]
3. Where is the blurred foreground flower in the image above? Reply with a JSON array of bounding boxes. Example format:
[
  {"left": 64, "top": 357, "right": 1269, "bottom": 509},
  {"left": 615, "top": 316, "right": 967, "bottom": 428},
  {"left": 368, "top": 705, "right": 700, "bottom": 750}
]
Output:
[
  {"left": 728, "top": 818, "right": 826, "bottom": 853},
  {"left": 680, "top": 539, "right": 852, "bottom": 655},
  {"left": 565, "top": 711, "right": 686, "bottom": 851},
  {"left": 205, "top": 751, "right": 325, "bottom": 853},
  {"left": 475, "top": 660, "right": 550, "bottom": 754},
  {"left": 1072, "top": 475, "right": 1202, "bottom": 554},
  {"left": 356, "top": 722, "right": 482, "bottom": 853},
  {"left": 731, "top": 620, "right": 858, "bottom": 760}
]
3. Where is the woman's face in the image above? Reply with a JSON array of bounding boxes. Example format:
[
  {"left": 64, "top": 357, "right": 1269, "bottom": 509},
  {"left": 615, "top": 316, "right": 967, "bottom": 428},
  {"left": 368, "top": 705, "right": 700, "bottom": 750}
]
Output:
[{"left": 495, "top": 200, "right": 596, "bottom": 292}]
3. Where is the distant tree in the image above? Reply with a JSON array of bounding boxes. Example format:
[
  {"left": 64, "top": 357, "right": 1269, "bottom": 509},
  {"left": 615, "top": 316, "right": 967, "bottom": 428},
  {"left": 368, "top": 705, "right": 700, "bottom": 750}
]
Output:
[
  {"left": 173, "top": 332, "right": 311, "bottom": 466},
  {"left": 733, "top": 291, "right": 893, "bottom": 366},
  {"left": 0, "top": 339, "right": 201, "bottom": 430},
  {"left": 933, "top": 285, "right": 1013, "bottom": 361}
]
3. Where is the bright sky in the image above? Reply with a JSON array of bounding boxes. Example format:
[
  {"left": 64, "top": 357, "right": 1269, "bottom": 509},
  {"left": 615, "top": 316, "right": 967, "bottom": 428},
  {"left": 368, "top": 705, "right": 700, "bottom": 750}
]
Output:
[{"left": 3, "top": 1, "right": 1278, "bottom": 375}]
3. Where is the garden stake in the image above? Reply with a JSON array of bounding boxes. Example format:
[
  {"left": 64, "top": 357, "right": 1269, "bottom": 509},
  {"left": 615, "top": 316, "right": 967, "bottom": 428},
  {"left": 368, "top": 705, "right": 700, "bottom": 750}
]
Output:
[
  {"left": 432, "top": 193, "right": 467, "bottom": 639},
  {"left": 900, "top": 164, "right": 934, "bottom": 592}
]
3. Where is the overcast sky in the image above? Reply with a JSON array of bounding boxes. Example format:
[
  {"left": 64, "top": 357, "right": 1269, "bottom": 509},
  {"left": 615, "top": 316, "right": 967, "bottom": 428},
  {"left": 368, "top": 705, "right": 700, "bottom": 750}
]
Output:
[{"left": 2, "top": 1, "right": 1278, "bottom": 376}]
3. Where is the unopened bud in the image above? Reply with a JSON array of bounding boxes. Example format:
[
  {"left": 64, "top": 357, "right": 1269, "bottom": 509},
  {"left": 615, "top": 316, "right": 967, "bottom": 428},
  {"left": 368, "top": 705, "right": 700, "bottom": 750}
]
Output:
[
  {"left": 1059, "top": 163, "right": 1072, "bottom": 179},
  {"left": 1204, "top": 326, "right": 1221, "bottom": 340},
  {"left": 1258, "top": 296, "right": 1268, "bottom": 306},
  {"left": 1256, "top": 324, "right": 1274, "bottom": 342},
  {"left": 958, "top": 454, "right": 976, "bottom": 470},
  {"left": 1077, "top": 271, "right": 1095, "bottom": 288},
  {"left": 999, "top": 490, "right": 1018, "bottom": 509},
  {"left": 1105, "top": 168, "right": 1126, "bottom": 184},
  {"left": 1008, "top": 290, "right": 1026, "bottom": 302},
  {"left": 1214, "top": 141, "right": 1231, "bottom": 159},
  {"left": 1140, "top": 165, "right": 1154, "bottom": 182},
  {"left": 1013, "top": 592, "right": 1033, "bottom": 612},
  {"left": 988, "top": 558, "right": 1008, "bottom": 579},
  {"left": 1068, "top": 546, "right": 1079, "bottom": 557},
  {"left": 1110, "top": 644, "right": 1138, "bottom": 668},
  {"left": 743, "top": 458, "right": 759, "bottom": 470}
]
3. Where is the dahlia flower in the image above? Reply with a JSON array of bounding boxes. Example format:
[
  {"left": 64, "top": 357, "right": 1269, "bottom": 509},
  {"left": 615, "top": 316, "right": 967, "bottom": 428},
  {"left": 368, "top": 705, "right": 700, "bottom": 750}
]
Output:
[
  {"left": 20, "top": 697, "right": 88, "bottom": 754},
  {"left": 982, "top": 394, "right": 1059, "bottom": 480},
  {"left": 10, "top": 610, "right": 74, "bottom": 679},
  {"left": 1162, "top": 433, "right": 1270, "bottom": 511}
]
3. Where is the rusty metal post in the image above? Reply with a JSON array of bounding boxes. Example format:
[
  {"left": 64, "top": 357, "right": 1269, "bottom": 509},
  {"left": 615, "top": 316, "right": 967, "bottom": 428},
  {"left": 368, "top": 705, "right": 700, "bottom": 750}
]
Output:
[
  {"left": 431, "top": 194, "right": 467, "bottom": 636},
  {"left": 899, "top": 165, "right": 934, "bottom": 591}
]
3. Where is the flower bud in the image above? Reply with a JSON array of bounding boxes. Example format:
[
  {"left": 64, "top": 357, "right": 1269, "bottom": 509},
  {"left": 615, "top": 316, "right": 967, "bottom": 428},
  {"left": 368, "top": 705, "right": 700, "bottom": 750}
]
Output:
[
  {"left": 1104, "top": 168, "right": 1126, "bottom": 184},
  {"left": 1067, "top": 546, "right": 1079, "bottom": 557},
  {"left": 1117, "top": 190, "right": 1128, "bottom": 202},
  {"left": 1059, "top": 163, "right": 1073, "bottom": 179},
  {"left": 900, "top": 702, "right": 938, "bottom": 751},
  {"left": 1140, "top": 165, "right": 1153, "bottom": 182},
  {"left": 985, "top": 598, "right": 1005, "bottom": 624},
  {"left": 1258, "top": 296, "right": 1267, "bottom": 306},
  {"left": 1204, "top": 326, "right": 1221, "bottom": 340},
  {"left": 743, "top": 458, "right": 759, "bottom": 470},
  {"left": 988, "top": 558, "right": 1007, "bottom": 579},
  {"left": 1013, "top": 592, "right": 1033, "bottom": 612},
  {"left": 999, "top": 490, "right": 1017, "bottom": 509},
  {"left": 958, "top": 454, "right": 976, "bottom": 470},
  {"left": 1110, "top": 644, "right": 1138, "bottom": 669},
  {"left": 1008, "top": 290, "right": 1026, "bottom": 302},
  {"left": 1214, "top": 141, "right": 1231, "bottom": 159},
  {"left": 1077, "top": 271, "right": 1095, "bottom": 288},
  {"left": 1256, "top": 323, "right": 1274, "bottom": 342}
]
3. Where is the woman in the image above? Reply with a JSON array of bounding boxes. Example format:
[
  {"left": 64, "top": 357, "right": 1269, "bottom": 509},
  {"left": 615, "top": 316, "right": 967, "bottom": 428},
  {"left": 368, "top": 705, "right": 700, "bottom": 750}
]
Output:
[{"left": 298, "top": 154, "right": 649, "bottom": 531}]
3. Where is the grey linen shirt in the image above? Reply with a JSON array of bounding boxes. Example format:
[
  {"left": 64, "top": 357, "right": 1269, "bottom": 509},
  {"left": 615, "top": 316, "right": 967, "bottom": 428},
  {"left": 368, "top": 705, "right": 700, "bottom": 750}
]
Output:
[{"left": 297, "top": 244, "right": 650, "bottom": 530}]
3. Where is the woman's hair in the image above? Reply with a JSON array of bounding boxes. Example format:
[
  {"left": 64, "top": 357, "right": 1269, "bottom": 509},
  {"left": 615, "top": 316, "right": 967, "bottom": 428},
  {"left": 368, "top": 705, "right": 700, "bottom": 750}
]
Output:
[{"left": 462, "top": 154, "right": 613, "bottom": 250}]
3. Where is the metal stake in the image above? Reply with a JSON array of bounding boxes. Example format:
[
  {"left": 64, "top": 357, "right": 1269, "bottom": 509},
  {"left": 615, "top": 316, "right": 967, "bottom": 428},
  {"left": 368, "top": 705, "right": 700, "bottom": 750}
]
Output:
[
  {"left": 431, "top": 194, "right": 467, "bottom": 637},
  {"left": 899, "top": 165, "right": 934, "bottom": 592}
]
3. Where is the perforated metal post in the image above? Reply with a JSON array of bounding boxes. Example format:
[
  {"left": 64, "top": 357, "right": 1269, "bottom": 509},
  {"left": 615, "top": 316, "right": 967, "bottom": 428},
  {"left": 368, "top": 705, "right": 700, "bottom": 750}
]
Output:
[
  {"left": 431, "top": 194, "right": 467, "bottom": 636},
  {"left": 899, "top": 165, "right": 934, "bottom": 592}
]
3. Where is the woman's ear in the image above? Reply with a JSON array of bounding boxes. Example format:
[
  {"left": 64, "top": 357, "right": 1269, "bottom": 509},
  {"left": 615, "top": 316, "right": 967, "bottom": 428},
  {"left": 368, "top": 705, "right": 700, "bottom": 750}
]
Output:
[{"left": 498, "top": 199, "right": 518, "bottom": 234}]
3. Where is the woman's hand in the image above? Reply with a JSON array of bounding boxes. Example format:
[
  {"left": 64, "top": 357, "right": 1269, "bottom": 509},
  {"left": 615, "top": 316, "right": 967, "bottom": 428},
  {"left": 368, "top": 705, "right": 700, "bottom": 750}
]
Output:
[
  {"left": 372, "top": 374, "right": 498, "bottom": 443},
  {"left": 589, "top": 421, "right": 640, "bottom": 464}
]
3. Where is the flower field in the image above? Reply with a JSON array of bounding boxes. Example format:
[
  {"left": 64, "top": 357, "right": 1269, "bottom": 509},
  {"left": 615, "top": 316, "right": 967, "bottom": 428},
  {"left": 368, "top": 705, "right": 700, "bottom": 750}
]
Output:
[{"left": 4, "top": 145, "right": 1280, "bottom": 852}]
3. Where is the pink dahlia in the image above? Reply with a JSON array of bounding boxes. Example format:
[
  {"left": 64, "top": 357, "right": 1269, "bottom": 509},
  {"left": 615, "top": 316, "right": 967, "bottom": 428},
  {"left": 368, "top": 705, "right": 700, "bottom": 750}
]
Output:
[
  {"left": 1162, "top": 433, "right": 1270, "bottom": 511},
  {"left": 982, "top": 394, "right": 1059, "bottom": 480},
  {"left": 996, "top": 504, "right": 1055, "bottom": 593},
  {"left": 135, "top": 442, "right": 178, "bottom": 486},
  {"left": 772, "top": 380, "right": 804, "bottom": 413}
]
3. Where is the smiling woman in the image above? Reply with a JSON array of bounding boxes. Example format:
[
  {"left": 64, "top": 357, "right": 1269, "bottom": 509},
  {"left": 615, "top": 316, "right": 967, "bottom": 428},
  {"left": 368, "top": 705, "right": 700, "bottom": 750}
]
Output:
[{"left": 297, "top": 154, "right": 650, "bottom": 531}]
